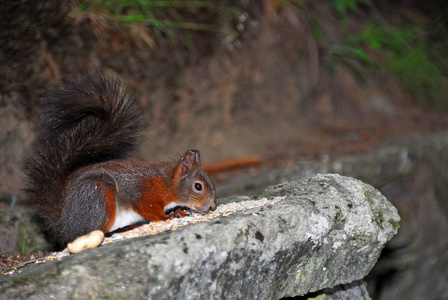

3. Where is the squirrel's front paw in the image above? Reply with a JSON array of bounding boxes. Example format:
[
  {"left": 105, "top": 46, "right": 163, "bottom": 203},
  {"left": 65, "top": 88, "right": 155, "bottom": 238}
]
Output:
[{"left": 168, "top": 208, "right": 190, "bottom": 219}]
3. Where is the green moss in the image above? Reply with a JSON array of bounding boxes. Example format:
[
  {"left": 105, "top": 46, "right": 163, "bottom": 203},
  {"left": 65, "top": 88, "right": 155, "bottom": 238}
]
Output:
[
  {"left": 259, "top": 191, "right": 272, "bottom": 198},
  {"left": 363, "top": 189, "right": 375, "bottom": 205},
  {"left": 373, "top": 211, "right": 384, "bottom": 227},
  {"left": 389, "top": 219, "right": 400, "bottom": 229},
  {"left": 278, "top": 216, "right": 288, "bottom": 224},
  {"left": 334, "top": 205, "right": 346, "bottom": 223},
  {"left": 334, "top": 213, "right": 341, "bottom": 222}
]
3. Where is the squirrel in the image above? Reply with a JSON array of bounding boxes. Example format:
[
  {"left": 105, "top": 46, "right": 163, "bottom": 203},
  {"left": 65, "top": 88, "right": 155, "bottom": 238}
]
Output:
[{"left": 24, "top": 72, "right": 216, "bottom": 245}]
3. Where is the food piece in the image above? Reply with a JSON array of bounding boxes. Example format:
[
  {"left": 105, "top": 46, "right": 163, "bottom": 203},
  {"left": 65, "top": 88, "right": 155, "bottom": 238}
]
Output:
[{"left": 67, "top": 230, "right": 105, "bottom": 253}]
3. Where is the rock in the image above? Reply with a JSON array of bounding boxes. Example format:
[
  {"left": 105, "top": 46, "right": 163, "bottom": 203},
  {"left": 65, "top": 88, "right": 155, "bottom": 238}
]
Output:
[
  {"left": 324, "top": 281, "right": 371, "bottom": 300},
  {"left": 0, "top": 174, "right": 399, "bottom": 299},
  {"left": 0, "top": 103, "right": 34, "bottom": 199},
  {"left": 217, "top": 131, "right": 448, "bottom": 299},
  {"left": 0, "top": 202, "right": 49, "bottom": 254},
  {"left": 215, "top": 132, "right": 448, "bottom": 198},
  {"left": 287, "top": 280, "right": 371, "bottom": 300}
]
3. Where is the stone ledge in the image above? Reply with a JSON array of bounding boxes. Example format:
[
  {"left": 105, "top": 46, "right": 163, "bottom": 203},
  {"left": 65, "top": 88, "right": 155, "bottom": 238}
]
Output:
[{"left": 0, "top": 174, "right": 399, "bottom": 299}]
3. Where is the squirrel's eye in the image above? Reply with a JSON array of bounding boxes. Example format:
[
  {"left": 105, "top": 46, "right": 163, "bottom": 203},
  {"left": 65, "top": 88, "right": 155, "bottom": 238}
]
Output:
[{"left": 194, "top": 182, "right": 203, "bottom": 192}]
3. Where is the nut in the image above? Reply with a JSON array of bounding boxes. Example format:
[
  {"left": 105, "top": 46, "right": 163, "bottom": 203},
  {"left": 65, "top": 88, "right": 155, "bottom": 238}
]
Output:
[{"left": 67, "top": 230, "right": 105, "bottom": 254}]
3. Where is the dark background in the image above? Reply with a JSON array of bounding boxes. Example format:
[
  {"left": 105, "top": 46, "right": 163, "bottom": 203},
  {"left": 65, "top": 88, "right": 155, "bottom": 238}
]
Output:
[{"left": 1, "top": 0, "right": 448, "bottom": 299}]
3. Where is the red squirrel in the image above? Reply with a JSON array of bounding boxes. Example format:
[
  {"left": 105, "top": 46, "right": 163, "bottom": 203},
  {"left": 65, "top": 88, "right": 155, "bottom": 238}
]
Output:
[{"left": 25, "top": 72, "right": 216, "bottom": 245}]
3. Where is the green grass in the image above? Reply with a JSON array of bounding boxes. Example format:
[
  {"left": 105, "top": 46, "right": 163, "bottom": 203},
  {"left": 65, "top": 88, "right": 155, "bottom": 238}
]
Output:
[
  {"left": 356, "top": 24, "right": 448, "bottom": 104},
  {"left": 78, "top": 0, "right": 242, "bottom": 51},
  {"left": 331, "top": 0, "right": 371, "bottom": 18},
  {"left": 326, "top": 1, "right": 448, "bottom": 106}
]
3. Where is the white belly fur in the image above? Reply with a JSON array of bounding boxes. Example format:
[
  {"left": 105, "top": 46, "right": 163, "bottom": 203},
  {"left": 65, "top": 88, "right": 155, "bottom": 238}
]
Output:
[{"left": 109, "top": 209, "right": 145, "bottom": 232}]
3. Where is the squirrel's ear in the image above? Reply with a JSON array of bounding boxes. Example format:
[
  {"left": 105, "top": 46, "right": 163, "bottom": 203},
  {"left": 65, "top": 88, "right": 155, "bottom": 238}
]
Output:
[{"left": 175, "top": 150, "right": 201, "bottom": 177}]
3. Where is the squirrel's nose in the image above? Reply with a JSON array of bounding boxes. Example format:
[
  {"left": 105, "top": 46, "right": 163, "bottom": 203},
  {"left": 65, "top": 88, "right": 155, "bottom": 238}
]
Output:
[{"left": 209, "top": 201, "right": 217, "bottom": 211}]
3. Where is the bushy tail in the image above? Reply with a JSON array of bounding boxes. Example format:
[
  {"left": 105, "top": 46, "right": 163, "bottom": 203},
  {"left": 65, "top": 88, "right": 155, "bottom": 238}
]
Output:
[{"left": 25, "top": 72, "right": 145, "bottom": 231}]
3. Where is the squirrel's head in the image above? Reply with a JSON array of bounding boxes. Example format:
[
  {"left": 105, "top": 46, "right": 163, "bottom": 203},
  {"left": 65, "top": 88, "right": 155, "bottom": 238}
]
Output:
[{"left": 165, "top": 150, "right": 216, "bottom": 215}]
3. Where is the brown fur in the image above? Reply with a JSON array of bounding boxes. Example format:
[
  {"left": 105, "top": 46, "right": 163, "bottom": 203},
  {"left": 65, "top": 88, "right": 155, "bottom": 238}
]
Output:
[{"left": 25, "top": 73, "right": 216, "bottom": 244}]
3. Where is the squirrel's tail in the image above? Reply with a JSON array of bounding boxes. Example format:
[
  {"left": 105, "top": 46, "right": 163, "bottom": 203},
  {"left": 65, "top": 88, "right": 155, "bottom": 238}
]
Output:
[{"left": 25, "top": 72, "right": 145, "bottom": 235}]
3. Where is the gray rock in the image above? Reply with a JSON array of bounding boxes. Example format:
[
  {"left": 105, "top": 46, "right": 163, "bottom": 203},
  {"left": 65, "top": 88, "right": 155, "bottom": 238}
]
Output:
[
  {"left": 0, "top": 202, "right": 50, "bottom": 254},
  {"left": 301, "top": 280, "right": 371, "bottom": 300},
  {"left": 216, "top": 131, "right": 448, "bottom": 198},
  {"left": 214, "top": 131, "right": 448, "bottom": 300},
  {"left": 0, "top": 174, "right": 399, "bottom": 299}
]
